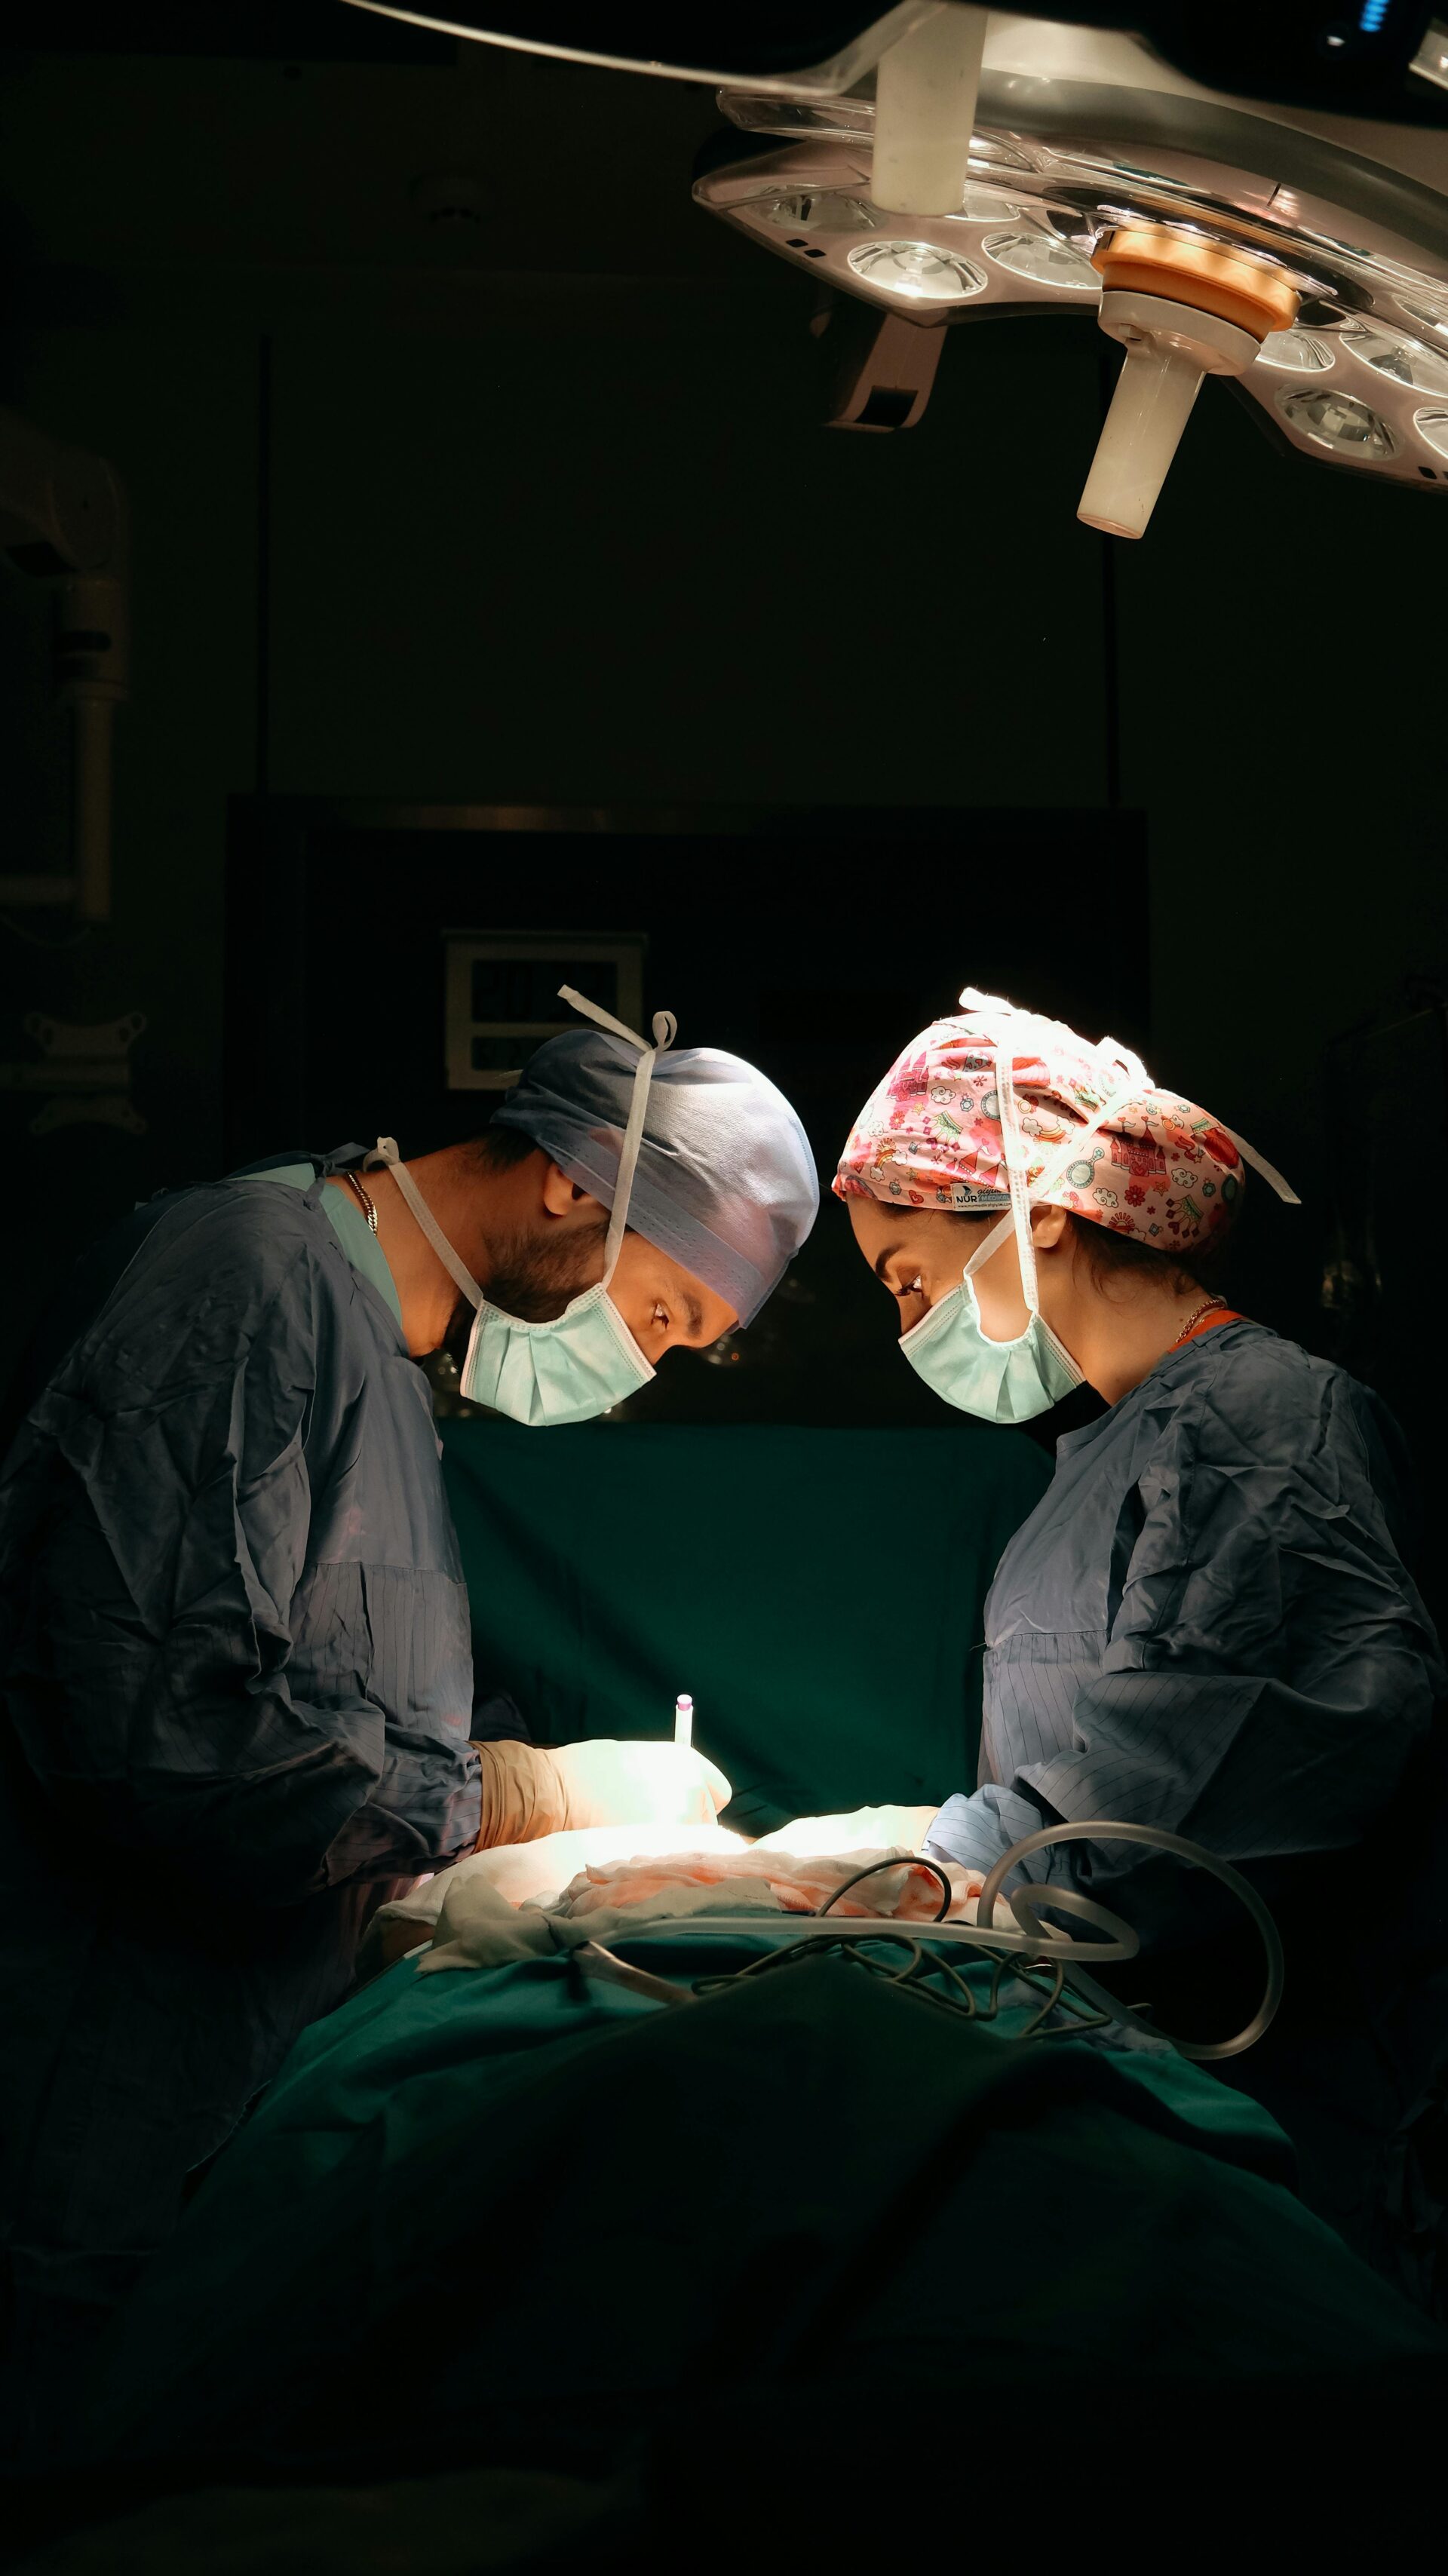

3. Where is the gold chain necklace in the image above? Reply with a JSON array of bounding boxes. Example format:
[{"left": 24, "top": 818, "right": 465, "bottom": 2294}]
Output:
[{"left": 1171, "top": 1296, "right": 1228, "bottom": 1349}]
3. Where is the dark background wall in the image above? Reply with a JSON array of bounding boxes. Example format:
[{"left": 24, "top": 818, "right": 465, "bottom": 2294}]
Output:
[{"left": 0, "top": 16, "right": 1444, "bottom": 1500}]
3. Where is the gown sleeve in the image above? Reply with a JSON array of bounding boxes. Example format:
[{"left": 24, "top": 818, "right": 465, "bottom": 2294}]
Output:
[
  {"left": 925, "top": 1350, "right": 1443, "bottom": 1930},
  {"left": 1, "top": 1219, "right": 481, "bottom": 1907}
]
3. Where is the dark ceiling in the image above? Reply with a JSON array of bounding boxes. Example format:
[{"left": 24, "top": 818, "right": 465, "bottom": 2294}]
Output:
[{"left": 5, "top": 3, "right": 456, "bottom": 59}]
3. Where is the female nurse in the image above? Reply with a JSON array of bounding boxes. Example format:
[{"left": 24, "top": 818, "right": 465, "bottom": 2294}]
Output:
[{"left": 838, "top": 988, "right": 1448, "bottom": 2289}]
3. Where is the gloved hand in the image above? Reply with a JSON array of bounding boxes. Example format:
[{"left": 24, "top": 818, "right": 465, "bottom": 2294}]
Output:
[{"left": 550, "top": 1737, "right": 733, "bottom": 1831}]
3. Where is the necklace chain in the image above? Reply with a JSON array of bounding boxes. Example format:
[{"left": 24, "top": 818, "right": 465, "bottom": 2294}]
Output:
[
  {"left": 1172, "top": 1295, "right": 1227, "bottom": 1349},
  {"left": 339, "top": 1169, "right": 379, "bottom": 1235}
]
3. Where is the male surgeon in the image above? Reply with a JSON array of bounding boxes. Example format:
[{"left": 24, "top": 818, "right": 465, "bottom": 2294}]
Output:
[{"left": 0, "top": 990, "right": 818, "bottom": 2446}]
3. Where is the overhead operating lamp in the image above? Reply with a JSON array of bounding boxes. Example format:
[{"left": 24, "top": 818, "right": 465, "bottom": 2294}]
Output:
[{"left": 341, "top": 2, "right": 1448, "bottom": 533}]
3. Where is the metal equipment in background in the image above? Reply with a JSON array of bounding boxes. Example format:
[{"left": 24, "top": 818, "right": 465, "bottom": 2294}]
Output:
[
  {"left": 343, "top": 3, "right": 1448, "bottom": 534},
  {"left": 0, "top": 406, "right": 128, "bottom": 923}
]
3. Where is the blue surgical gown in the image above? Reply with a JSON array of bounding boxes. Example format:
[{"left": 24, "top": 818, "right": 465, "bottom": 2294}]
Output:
[
  {"left": 0, "top": 1160, "right": 483, "bottom": 2415},
  {"left": 924, "top": 1319, "right": 1448, "bottom": 2252},
  {"left": 926, "top": 1320, "right": 1443, "bottom": 1904}
]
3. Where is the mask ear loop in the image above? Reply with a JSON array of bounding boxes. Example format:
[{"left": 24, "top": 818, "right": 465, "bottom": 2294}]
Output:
[
  {"left": 963, "top": 1212, "right": 1014, "bottom": 1283},
  {"left": 996, "top": 1044, "right": 1040, "bottom": 1317},
  {"left": 957, "top": 1040, "right": 1034, "bottom": 1299},
  {"left": 556, "top": 985, "right": 677, "bottom": 1286},
  {"left": 961, "top": 1035, "right": 1148, "bottom": 1298},
  {"left": 367, "top": 1138, "right": 483, "bottom": 1309},
  {"left": 955, "top": 1051, "right": 1039, "bottom": 1311}
]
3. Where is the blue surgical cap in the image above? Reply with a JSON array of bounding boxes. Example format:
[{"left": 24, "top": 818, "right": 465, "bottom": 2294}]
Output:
[{"left": 492, "top": 1029, "right": 819, "bottom": 1326}]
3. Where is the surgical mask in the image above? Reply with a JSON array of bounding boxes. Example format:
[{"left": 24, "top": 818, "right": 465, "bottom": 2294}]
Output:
[
  {"left": 371, "top": 986, "right": 677, "bottom": 1428},
  {"left": 900, "top": 1271, "right": 1083, "bottom": 1424}
]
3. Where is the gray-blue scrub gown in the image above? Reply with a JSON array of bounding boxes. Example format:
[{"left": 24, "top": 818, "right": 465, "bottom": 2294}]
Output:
[
  {"left": 925, "top": 1317, "right": 1448, "bottom": 2263},
  {"left": 0, "top": 1161, "right": 482, "bottom": 2433}
]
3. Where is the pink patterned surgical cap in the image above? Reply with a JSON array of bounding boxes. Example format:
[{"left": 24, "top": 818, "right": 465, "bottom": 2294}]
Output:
[{"left": 833, "top": 990, "right": 1262, "bottom": 1255}]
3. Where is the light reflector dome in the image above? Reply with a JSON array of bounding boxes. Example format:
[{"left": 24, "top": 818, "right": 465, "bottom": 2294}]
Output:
[
  {"left": 1255, "top": 330, "right": 1333, "bottom": 373},
  {"left": 1277, "top": 387, "right": 1396, "bottom": 458},
  {"left": 983, "top": 230, "right": 1099, "bottom": 291},
  {"left": 846, "top": 240, "right": 986, "bottom": 301},
  {"left": 1396, "top": 293, "right": 1448, "bottom": 342},
  {"left": 759, "top": 189, "right": 879, "bottom": 234},
  {"left": 1414, "top": 406, "right": 1448, "bottom": 458},
  {"left": 955, "top": 187, "right": 1026, "bottom": 222},
  {"left": 1342, "top": 324, "right": 1448, "bottom": 394}
]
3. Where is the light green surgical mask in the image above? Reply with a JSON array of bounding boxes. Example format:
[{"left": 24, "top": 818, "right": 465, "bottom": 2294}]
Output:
[
  {"left": 373, "top": 987, "right": 676, "bottom": 1429},
  {"left": 900, "top": 1265, "right": 1082, "bottom": 1422},
  {"left": 456, "top": 1276, "right": 655, "bottom": 1428}
]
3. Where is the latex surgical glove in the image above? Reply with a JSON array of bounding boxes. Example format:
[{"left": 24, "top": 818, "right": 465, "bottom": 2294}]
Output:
[{"left": 550, "top": 1737, "right": 733, "bottom": 1831}]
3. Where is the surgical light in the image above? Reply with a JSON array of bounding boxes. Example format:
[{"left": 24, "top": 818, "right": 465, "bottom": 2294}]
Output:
[
  {"left": 1277, "top": 385, "right": 1397, "bottom": 458},
  {"left": 1255, "top": 329, "right": 1334, "bottom": 373},
  {"left": 846, "top": 240, "right": 986, "bottom": 303},
  {"left": 344, "top": 5, "right": 1448, "bottom": 529},
  {"left": 688, "top": 18, "right": 1448, "bottom": 520},
  {"left": 983, "top": 230, "right": 1100, "bottom": 291},
  {"left": 1341, "top": 322, "right": 1448, "bottom": 391},
  {"left": 1414, "top": 405, "right": 1448, "bottom": 455}
]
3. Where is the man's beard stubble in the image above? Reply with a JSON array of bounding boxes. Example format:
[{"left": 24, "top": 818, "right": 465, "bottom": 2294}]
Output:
[{"left": 443, "top": 1212, "right": 609, "bottom": 1360}]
